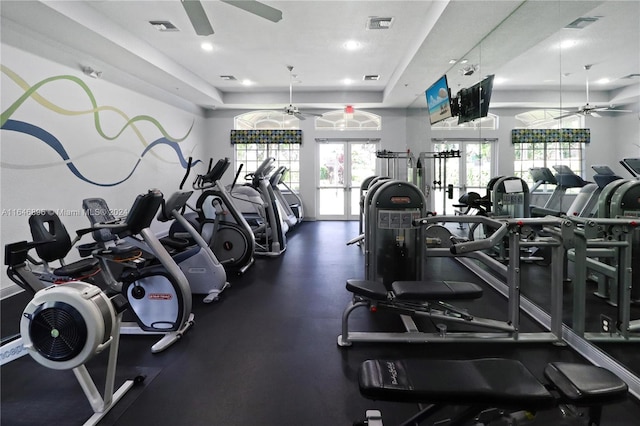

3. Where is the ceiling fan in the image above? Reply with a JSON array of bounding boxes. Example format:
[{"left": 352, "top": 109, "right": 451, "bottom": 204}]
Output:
[
  {"left": 284, "top": 66, "right": 323, "bottom": 121},
  {"left": 555, "top": 64, "right": 631, "bottom": 120},
  {"left": 181, "top": 0, "right": 282, "bottom": 36}
]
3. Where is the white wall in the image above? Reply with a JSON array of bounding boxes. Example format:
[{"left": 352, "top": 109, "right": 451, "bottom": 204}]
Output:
[{"left": 1, "top": 45, "right": 208, "bottom": 293}]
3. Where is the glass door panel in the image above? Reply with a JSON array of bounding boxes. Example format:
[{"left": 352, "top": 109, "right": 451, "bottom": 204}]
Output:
[
  {"left": 349, "top": 143, "right": 378, "bottom": 219},
  {"left": 318, "top": 144, "right": 345, "bottom": 218},
  {"left": 318, "top": 141, "right": 378, "bottom": 220}
]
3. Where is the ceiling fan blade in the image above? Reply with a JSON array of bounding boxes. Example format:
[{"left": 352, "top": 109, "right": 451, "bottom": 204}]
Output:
[
  {"left": 554, "top": 112, "right": 578, "bottom": 120},
  {"left": 293, "top": 112, "right": 307, "bottom": 121},
  {"left": 300, "top": 111, "right": 324, "bottom": 118},
  {"left": 221, "top": 0, "right": 283, "bottom": 23},
  {"left": 181, "top": 0, "right": 214, "bottom": 36},
  {"left": 590, "top": 112, "right": 602, "bottom": 118}
]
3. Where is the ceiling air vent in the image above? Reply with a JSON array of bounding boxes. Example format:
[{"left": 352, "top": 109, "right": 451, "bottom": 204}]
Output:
[
  {"left": 564, "top": 16, "right": 600, "bottom": 29},
  {"left": 621, "top": 73, "right": 640, "bottom": 79},
  {"left": 367, "top": 17, "right": 394, "bottom": 30},
  {"left": 220, "top": 75, "right": 237, "bottom": 81},
  {"left": 363, "top": 75, "right": 380, "bottom": 81},
  {"left": 149, "top": 21, "right": 179, "bottom": 31}
]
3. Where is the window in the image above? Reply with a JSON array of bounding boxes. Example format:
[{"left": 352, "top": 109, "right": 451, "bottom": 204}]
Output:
[
  {"left": 315, "top": 110, "right": 381, "bottom": 130},
  {"left": 233, "top": 111, "right": 301, "bottom": 191},
  {"left": 513, "top": 110, "right": 586, "bottom": 191},
  {"left": 431, "top": 113, "right": 499, "bottom": 130}
]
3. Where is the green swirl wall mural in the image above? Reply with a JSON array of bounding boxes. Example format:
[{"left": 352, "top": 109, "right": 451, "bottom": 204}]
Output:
[{"left": 1, "top": 65, "right": 199, "bottom": 186}]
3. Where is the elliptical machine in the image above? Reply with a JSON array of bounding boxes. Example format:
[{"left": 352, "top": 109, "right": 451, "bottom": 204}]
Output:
[
  {"left": 269, "top": 165, "right": 304, "bottom": 227},
  {"left": 231, "top": 157, "right": 288, "bottom": 256},
  {"left": 173, "top": 157, "right": 256, "bottom": 274}
]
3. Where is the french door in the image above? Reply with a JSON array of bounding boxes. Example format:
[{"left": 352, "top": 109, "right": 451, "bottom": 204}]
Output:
[{"left": 317, "top": 140, "right": 378, "bottom": 220}]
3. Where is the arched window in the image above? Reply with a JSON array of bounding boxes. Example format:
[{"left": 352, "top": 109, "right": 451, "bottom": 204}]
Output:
[
  {"left": 234, "top": 110, "right": 301, "bottom": 130},
  {"left": 233, "top": 111, "right": 301, "bottom": 190},
  {"left": 514, "top": 109, "right": 583, "bottom": 129},
  {"left": 431, "top": 113, "right": 499, "bottom": 130},
  {"left": 314, "top": 110, "right": 381, "bottom": 130}
]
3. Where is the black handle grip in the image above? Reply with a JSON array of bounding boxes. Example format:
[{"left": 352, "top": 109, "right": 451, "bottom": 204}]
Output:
[{"left": 180, "top": 157, "right": 193, "bottom": 190}]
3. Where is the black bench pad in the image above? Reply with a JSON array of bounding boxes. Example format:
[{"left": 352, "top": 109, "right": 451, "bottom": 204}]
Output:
[
  {"left": 359, "top": 358, "right": 555, "bottom": 410},
  {"left": 346, "top": 279, "right": 388, "bottom": 301},
  {"left": 544, "top": 362, "right": 627, "bottom": 406},
  {"left": 346, "top": 279, "right": 483, "bottom": 301},
  {"left": 392, "top": 280, "right": 483, "bottom": 300}
]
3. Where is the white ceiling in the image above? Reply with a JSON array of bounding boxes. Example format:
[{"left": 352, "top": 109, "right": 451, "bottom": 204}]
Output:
[{"left": 1, "top": 0, "right": 639, "bottom": 113}]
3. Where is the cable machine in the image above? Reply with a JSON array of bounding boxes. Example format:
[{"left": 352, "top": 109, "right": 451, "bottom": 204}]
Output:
[
  {"left": 421, "top": 137, "right": 497, "bottom": 215},
  {"left": 376, "top": 149, "right": 415, "bottom": 182}
]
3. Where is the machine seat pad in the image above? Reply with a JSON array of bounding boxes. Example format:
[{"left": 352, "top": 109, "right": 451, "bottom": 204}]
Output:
[
  {"left": 359, "top": 358, "right": 555, "bottom": 410},
  {"left": 53, "top": 258, "right": 99, "bottom": 277},
  {"left": 346, "top": 279, "right": 388, "bottom": 301},
  {"left": 544, "top": 362, "right": 628, "bottom": 406},
  {"left": 392, "top": 280, "right": 483, "bottom": 301}
]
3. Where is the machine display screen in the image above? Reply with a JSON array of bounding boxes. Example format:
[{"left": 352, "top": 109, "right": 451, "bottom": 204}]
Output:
[{"left": 503, "top": 179, "right": 524, "bottom": 193}]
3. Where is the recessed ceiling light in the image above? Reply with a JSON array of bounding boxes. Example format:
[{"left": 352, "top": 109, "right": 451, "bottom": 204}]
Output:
[
  {"left": 343, "top": 78, "right": 353, "bottom": 85},
  {"left": 559, "top": 39, "right": 577, "bottom": 49},
  {"left": 448, "top": 59, "right": 458, "bottom": 64},
  {"left": 343, "top": 40, "right": 361, "bottom": 50},
  {"left": 596, "top": 78, "right": 610, "bottom": 84},
  {"left": 241, "top": 79, "right": 253, "bottom": 86},
  {"left": 201, "top": 42, "right": 214, "bottom": 51},
  {"left": 493, "top": 77, "right": 507, "bottom": 85},
  {"left": 460, "top": 59, "right": 468, "bottom": 64}
]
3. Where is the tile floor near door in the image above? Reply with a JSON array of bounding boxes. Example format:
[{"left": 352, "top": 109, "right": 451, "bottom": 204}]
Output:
[{"left": 2, "top": 221, "right": 640, "bottom": 425}]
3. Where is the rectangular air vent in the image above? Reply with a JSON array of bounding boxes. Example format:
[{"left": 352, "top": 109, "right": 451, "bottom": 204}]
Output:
[
  {"left": 564, "top": 16, "right": 600, "bottom": 29},
  {"left": 367, "top": 17, "right": 394, "bottom": 30},
  {"left": 363, "top": 75, "right": 380, "bottom": 81},
  {"left": 220, "top": 75, "right": 237, "bottom": 81},
  {"left": 149, "top": 21, "right": 179, "bottom": 31}
]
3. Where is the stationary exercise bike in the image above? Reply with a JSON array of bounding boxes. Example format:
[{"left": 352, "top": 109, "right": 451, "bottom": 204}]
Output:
[{"left": 83, "top": 190, "right": 230, "bottom": 303}]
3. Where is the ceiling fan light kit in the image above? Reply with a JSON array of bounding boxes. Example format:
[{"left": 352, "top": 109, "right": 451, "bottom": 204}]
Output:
[{"left": 284, "top": 66, "right": 323, "bottom": 120}]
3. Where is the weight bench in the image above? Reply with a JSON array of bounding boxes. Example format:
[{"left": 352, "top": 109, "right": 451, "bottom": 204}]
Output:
[
  {"left": 357, "top": 358, "right": 628, "bottom": 425},
  {"left": 338, "top": 279, "right": 519, "bottom": 347}
]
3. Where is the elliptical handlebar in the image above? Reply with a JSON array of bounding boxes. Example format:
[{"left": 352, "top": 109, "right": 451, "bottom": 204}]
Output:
[
  {"left": 192, "top": 158, "right": 232, "bottom": 190},
  {"left": 231, "top": 163, "right": 244, "bottom": 190},
  {"left": 180, "top": 157, "right": 193, "bottom": 190},
  {"left": 254, "top": 157, "right": 276, "bottom": 179}
]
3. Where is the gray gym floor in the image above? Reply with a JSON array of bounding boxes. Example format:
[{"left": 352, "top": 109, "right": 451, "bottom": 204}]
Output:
[{"left": 2, "top": 220, "right": 640, "bottom": 425}]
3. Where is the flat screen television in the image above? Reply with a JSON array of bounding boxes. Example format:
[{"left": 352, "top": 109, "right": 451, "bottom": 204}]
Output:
[
  {"left": 425, "top": 75, "right": 453, "bottom": 125},
  {"left": 457, "top": 74, "right": 495, "bottom": 125}
]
